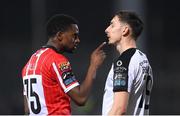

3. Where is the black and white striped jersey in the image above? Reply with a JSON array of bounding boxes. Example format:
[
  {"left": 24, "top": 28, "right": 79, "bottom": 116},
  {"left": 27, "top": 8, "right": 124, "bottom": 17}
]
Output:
[{"left": 102, "top": 48, "right": 153, "bottom": 115}]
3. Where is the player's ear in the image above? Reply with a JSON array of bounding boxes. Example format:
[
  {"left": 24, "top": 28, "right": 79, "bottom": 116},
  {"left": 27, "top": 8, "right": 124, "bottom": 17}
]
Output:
[
  {"left": 56, "top": 32, "right": 63, "bottom": 41},
  {"left": 122, "top": 25, "right": 130, "bottom": 37}
]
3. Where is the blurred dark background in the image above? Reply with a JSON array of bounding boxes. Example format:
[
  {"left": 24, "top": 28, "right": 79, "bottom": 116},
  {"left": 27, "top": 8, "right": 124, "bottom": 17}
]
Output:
[{"left": 0, "top": 0, "right": 180, "bottom": 114}]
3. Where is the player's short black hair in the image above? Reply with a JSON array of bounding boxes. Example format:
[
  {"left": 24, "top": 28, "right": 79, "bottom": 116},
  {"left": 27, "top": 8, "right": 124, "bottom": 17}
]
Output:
[
  {"left": 115, "top": 11, "right": 143, "bottom": 40},
  {"left": 46, "top": 14, "right": 78, "bottom": 38}
]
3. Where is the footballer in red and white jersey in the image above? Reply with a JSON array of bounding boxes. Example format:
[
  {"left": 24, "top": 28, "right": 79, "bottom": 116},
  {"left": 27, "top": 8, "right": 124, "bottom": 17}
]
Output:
[{"left": 22, "top": 46, "right": 79, "bottom": 115}]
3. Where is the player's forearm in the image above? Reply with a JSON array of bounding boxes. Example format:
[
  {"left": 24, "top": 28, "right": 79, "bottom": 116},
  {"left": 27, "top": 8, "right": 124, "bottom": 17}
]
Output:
[
  {"left": 79, "top": 64, "right": 97, "bottom": 101},
  {"left": 108, "top": 101, "right": 127, "bottom": 116},
  {"left": 68, "top": 64, "right": 97, "bottom": 106},
  {"left": 74, "top": 42, "right": 105, "bottom": 104},
  {"left": 24, "top": 96, "right": 30, "bottom": 115},
  {"left": 108, "top": 92, "right": 129, "bottom": 115},
  {"left": 108, "top": 107, "right": 126, "bottom": 116}
]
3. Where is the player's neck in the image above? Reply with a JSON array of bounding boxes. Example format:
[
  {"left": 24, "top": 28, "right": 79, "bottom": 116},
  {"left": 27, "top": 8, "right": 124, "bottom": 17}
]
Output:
[
  {"left": 116, "top": 37, "right": 136, "bottom": 54},
  {"left": 46, "top": 39, "right": 64, "bottom": 53}
]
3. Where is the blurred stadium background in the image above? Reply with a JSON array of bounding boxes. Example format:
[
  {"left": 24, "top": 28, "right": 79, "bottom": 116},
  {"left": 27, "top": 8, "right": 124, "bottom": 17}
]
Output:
[{"left": 0, "top": 0, "right": 180, "bottom": 114}]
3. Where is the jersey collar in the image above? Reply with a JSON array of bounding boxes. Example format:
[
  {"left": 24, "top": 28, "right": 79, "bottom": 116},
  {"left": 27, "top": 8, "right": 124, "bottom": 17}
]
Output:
[{"left": 42, "top": 45, "right": 63, "bottom": 54}]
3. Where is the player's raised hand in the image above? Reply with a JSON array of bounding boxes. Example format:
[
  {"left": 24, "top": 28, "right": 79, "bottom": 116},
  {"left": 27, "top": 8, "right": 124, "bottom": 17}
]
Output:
[{"left": 90, "top": 42, "right": 106, "bottom": 68}]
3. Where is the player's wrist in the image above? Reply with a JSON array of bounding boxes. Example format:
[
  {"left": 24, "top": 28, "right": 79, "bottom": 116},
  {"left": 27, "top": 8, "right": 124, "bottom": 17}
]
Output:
[{"left": 89, "top": 62, "right": 98, "bottom": 70}]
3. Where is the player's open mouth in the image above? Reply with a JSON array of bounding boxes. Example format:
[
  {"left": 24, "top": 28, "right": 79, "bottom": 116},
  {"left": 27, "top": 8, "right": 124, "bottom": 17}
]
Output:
[
  {"left": 74, "top": 44, "right": 78, "bottom": 49},
  {"left": 106, "top": 34, "right": 110, "bottom": 38}
]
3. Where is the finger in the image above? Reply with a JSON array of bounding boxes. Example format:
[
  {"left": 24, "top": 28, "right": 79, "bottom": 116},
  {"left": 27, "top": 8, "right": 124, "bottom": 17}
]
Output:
[
  {"left": 96, "top": 42, "right": 107, "bottom": 51},
  {"left": 98, "top": 51, "right": 106, "bottom": 56},
  {"left": 101, "top": 53, "right": 106, "bottom": 60},
  {"left": 98, "top": 50, "right": 104, "bottom": 53},
  {"left": 99, "top": 51, "right": 106, "bottom": 57}
]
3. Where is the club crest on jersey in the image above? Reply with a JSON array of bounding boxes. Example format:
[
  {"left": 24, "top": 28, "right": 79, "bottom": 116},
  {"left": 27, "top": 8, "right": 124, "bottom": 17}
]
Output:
[{"left": 59, "top": 62, "right": 71, "bottom": 71}]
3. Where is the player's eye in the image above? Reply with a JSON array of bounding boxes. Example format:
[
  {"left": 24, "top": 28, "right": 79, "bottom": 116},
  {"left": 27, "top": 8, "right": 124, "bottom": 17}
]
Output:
[
  {"left": 74, "top": 33, "right": 79, "bottom": 39},
  {"left": 110, "top": 24, "right": 114, "bottom": 28}
]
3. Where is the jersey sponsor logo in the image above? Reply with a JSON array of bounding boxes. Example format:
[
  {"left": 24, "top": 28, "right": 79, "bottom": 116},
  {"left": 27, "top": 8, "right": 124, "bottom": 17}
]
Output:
[
  {"left": 113, "top": 64, "right": 128, "bottom": 91},
  {"left": 114, "top": 66, "right": 127, "bottom": 73},
  {"left": 115, "top": 60, "right": 127, "bottom": 73},
  {"left": 114, "top": 79, "right": 126, "bottom": 86},
  {"left": 62, "top": 71, "right": 77, "bottom": 86},
  {"left": 58, "top": 62, "right": 71, "bottom": 71},
  {"left": 114, "top": 73, "right": 127, "bottom": 80},
  {"left": 114, "top": 73, "right": 127, "bottom": 87},
  {"left": 62, "top": 71, "right": 74, "bottom": 79},
  {"left": 64, "top": 76, "right": 77, "bottom": 86},
  {"left": 116, "top": 60, "right": 122, "bottom": 66}
]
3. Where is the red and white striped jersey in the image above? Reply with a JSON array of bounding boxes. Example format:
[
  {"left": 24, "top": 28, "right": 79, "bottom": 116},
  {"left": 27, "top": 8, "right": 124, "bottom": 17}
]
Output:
[{"left": 22, "top": 46, "right": 79, "bottom": 115}]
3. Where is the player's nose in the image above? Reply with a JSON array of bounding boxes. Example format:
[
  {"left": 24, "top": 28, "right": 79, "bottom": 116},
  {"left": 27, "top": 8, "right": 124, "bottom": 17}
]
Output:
[{"left": 105, "top": 27, "right": 109, "bottom": 34}]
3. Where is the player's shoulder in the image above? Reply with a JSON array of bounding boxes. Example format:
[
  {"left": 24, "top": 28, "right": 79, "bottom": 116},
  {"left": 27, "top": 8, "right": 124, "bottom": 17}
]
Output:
[
  {"left": 116, "top": 48, "right": 136, "bottom": 61},
  {"left": 130, "top": 49, "right": 150, "bottom": 68},
  {"left": 36, "top": 48, "right": 69, "bottom": 66},
  {"left": 132, "top": 49, "right": 148, "bottom": 61},
  {"left": 135, "top": 49, "right": 146, "bottom": 56},
  {"left": 45, "top": 48, "right": 67, "bottom": 59},
  {"left": 54, "top": 52, "right": 68, "bottom": 61},
  {"left": 114, "top": 48, "right": 136, "bottom": 68}
]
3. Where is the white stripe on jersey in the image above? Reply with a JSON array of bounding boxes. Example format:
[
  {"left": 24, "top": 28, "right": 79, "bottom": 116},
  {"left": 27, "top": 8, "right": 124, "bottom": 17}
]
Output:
[
  {"left": 52, "top": 62, "right": 79, "bottom": 93},
  {"left": 52, "top": 62, "right": 66, "bottom": 90},
  {"left": 33, "top": 48, "right": 48, "bottom": 74},
  {"left": 25, "top": 55, "right": 33, "bottom": 76},
  {"left": 64, "top": 83, "right": 79, "bottom": 93},
  {"left": 25, "top": 48, "right": 48, "bottom": 76}
]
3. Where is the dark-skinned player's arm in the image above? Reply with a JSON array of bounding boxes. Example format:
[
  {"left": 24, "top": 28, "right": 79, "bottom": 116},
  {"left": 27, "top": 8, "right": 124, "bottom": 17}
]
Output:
[
  {"left": 24, "top": 95, "right": 30, "bottom": 114},
  {"left": 67, "top": 42, "right": 106, "bottom": 106}
]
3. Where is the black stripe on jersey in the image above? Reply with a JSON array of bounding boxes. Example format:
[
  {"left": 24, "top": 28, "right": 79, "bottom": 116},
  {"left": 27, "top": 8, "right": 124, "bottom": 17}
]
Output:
[{"left": 113, "top": 48, "right": 136, "bottom": 92}]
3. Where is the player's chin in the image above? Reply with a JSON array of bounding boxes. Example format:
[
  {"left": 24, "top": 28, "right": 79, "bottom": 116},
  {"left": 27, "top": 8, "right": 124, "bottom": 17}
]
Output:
[
  {"left": 67, "top": 48, "right": 74, "bottom": 53},
  {"left": 108, "top": 40, "right": 113, "bottom": 45},
  {"left": 106, "top": 38, "right": 111, "bottom": 45},
  {"left": 74, "top": 46, "right": 77, "bottom": 49},
  {"left": 70, "top": 47, "right": 78, "bottom": 53},
  {"left": 64, "top": 47, "right": 74, "bottom": 53}
]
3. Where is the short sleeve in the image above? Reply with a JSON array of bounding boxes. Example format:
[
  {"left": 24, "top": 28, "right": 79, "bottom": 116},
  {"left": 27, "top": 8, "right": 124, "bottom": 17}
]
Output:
[
  {"left": 113, "top": 48, "right": 136, "bottom": 92},
  {"left": 52, "top": 55, "right": 79, "bottom": 93},
  {"left": 113, "top": 58, "right": 129, "bottom": 92}
]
